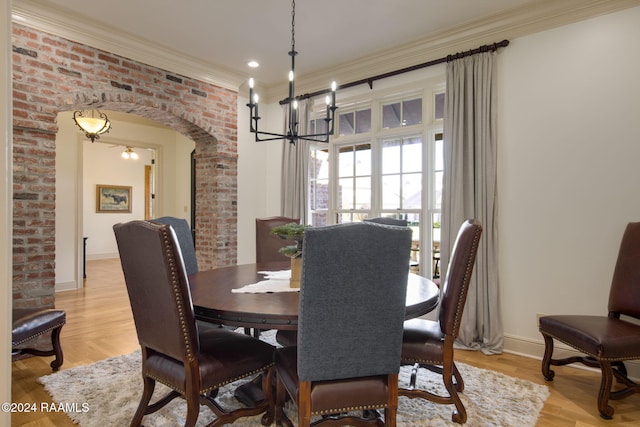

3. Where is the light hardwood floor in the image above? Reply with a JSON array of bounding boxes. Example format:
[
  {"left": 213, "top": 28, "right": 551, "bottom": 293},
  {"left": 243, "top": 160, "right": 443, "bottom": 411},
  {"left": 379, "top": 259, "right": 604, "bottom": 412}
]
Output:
[{"left": 11, "top": 259, "right": 640, "bottom": 426}]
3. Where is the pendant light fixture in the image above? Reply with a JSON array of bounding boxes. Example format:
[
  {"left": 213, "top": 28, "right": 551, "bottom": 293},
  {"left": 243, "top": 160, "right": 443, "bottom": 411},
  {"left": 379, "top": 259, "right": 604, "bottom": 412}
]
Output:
[
  {"left": 73, "top": 110, "right": 111, "bottom": 142},
  {"left": 247, "top": 0, "right": 337, "bottom": 144},
  {"left": 121, "top": 146, "right": 139, "bottom": 160}
]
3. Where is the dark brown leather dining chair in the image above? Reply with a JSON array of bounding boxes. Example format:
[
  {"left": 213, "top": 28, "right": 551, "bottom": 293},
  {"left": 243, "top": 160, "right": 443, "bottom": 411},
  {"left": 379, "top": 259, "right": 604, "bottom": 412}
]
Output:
[
  {"left": 539, "top": 221, "right": 640, "bottom": 419},
  {"left": 273, "top": 222, "right": 413, "bottom": 426},
  {"left": 399, "top": 219, "right": 482, "bottom": 424},
  {"left": 256, "top": 216, "right": 300, "bottom": 264},
  {"left": 256, "top": 216, "right": 300, "bottom": 344},
  {"left": 114, "top": 220, "right": 275, "bottom": 427}
]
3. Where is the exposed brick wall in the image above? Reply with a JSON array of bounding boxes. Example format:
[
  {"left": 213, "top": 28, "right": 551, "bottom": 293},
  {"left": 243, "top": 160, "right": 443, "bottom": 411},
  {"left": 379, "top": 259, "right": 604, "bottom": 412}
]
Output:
[{"left": 12, "top": 23, "right": 238, "bottom": 309}]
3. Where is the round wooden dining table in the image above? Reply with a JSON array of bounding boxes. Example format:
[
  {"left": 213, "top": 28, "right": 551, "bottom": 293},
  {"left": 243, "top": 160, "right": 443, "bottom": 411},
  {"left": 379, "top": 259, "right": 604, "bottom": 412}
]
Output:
[{"left": 189, "top": 262, "right": 440, "bottom": 330}]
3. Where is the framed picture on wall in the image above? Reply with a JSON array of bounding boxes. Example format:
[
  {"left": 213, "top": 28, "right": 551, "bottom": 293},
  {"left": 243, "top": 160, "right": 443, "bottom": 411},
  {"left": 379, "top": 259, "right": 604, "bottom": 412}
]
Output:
[{"left": 96, "top": 185, "right": 132, "bottom": 213}]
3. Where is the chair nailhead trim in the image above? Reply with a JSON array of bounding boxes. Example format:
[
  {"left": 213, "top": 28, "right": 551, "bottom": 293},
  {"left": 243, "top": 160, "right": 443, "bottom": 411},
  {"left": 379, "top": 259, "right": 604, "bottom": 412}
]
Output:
[
  {"left": 145, "top": 363, "right": 274, "bottom": 395},
  {"left": 201, "top": 363, "right": 275, "bottom": 394},
  {"left": 452, "top": 227, "right": 482, "bottom": 335},
  {"left": 160, "top": 227, "right": 194, "bottom": 360},
  {"left": 402, "top": 357, "right": 441, "bottom": 365},
  {"left": 12, "top": 322, "right": 65, "bottom": 346},
  {"left": 541, "top": 331, "right": 640, "bottom": 362},
  {"left": 313, "top": 403, "right": 387, "bottom": 415}
]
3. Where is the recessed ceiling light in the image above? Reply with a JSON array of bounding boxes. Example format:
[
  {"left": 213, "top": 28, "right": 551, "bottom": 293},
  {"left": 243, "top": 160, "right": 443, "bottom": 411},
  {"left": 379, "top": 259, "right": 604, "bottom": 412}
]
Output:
[{"left": 248, "top": 60, "right": 259, "bottom": 68}]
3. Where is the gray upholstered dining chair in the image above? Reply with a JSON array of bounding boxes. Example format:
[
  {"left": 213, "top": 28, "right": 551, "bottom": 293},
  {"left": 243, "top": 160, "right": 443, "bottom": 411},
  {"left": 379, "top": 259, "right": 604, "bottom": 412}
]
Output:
[
  {"left": 539, "top": 221, "right": 640, "bottom": 419},
  {"left": 278, "top": 216, "right": 410, "bottom": 349},
  {"left": 273, "top": 222, "right": 413, "bottom": 426},
  {"left": 114, "top": 220, "right": 275, "bottom": 427},
  {"left": 153, "top": 216, "right": 198, "bottom": 275},
  {"left": 364, "top": 217, "right": 408, "bottom": 226},
  {"left": 399, "top": 219, "right": 482, "bottom": 424}
]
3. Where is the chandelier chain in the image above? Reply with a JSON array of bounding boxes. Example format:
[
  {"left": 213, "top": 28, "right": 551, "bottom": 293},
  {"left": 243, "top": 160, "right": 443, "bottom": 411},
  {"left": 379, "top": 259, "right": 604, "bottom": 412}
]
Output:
[{"left": 291, "top": 0, "right": 296, "bottom": 52}]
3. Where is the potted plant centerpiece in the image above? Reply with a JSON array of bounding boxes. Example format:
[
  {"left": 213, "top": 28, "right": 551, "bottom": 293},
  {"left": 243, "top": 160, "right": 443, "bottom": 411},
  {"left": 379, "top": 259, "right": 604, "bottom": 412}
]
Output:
[{"left": 270, "top": 222, "right": 308, "bottom": 288}]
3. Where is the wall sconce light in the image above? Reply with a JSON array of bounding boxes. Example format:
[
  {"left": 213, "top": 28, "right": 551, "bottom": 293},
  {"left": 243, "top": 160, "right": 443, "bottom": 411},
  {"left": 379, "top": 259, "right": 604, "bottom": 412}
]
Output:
[
  {"left": 73, "top": 110, "right": 111, "bottom": 142},
  {"left": 121, "top": 146, "right": 139, "bottom": 160}
]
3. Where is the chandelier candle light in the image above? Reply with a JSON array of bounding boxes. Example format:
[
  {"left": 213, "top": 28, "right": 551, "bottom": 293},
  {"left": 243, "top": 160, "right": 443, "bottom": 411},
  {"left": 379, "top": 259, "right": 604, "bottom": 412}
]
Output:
[{"left": 247, "top": 0, "right": 337, "bottom": 144}]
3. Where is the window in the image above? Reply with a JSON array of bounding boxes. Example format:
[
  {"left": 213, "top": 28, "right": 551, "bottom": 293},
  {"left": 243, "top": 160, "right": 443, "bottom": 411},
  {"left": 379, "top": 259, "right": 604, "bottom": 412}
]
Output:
[
  {"left": 382, "top": 136, "right": 422, "bottom": 210},
  {"left": 309, "top": 116, "right": 328, "bottom": 136},
  {"left": 382, "top": 98, "right": 422, "bottom": 129},
  {"left": 309, "top": 147, "right": 330, "bottom": 226},
  {"left": 431, "top": 132, "right": 444, "bottom": 278},
  {"left": 307, "top": 86, "right": 444, "bottom": 278},
  {"left": 434, "top": 93, "right": 445, "bottom": 120},
  {"left": 338, "top": 107, "right": 371, "bottom": 136},
  {"left": 337, "top": 143, "right": 372, "bottom": 223}
]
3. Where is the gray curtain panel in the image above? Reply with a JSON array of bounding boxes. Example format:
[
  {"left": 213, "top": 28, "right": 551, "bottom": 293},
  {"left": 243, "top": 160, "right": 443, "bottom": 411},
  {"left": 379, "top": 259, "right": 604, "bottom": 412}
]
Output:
[
  {"left": 280, "top": 100, "right": 309, "bottom": 224},
  {"left": 441, "top": 51, "right": 503, "bottom": 354}
]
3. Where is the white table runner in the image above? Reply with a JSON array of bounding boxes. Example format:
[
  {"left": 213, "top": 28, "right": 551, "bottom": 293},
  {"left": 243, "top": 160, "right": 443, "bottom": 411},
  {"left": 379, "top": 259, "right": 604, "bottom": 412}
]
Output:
[{"left": 231, "top": 270, "right": 299, "bottom": 293}]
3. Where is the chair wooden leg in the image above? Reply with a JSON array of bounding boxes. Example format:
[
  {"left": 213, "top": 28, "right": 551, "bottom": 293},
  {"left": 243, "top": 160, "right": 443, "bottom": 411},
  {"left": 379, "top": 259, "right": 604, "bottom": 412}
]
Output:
[
  {"left": 130, "top": 376, "right": 155, "bottom": 427},
  {"left": 610, "top": 363, "right": 640, "bottom": 400},
  {"left": 297, "top": 381, "right": 312, "bottom": 427},
  {"left": 261, "top": 367, "right": 275, "bottom": 426},
  {"left": 452, "top": 361, "right": 464, "bottom": 393},
  {"left": 597, "top": 360, "right": 615, "bottom": 420},
  {"left": 541, "top": 333, "right": 555, "bottom": 381},
  {"left": 275, "top": 372, "right": 293, "bottom": 427},
  {"left": 50, "top": 326, "right": 64, "bottom": 371},
  {"left": 399, "top": 362, "right": 466, "bottom": 424},
  {"left": 540, "top": 333, "right": 634, "bottom": 419},
  {"left": 13, "top": 325, "right": 65, "bottom": 372},
  {"left": 443, "top": 361, "right": 467, "bottom": 424},
  {"left": 385, "top": 373, "right": 398, "bottom": 427},
  {"left": 185, "top": 389, "right": 200, "bottom": 427}
]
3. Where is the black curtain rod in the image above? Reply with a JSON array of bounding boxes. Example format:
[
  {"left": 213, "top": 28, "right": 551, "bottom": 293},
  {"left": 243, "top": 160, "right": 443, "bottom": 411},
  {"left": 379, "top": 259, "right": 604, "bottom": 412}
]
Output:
[{"left": 280, "top": 39, "right": 509, "bottom": 105}]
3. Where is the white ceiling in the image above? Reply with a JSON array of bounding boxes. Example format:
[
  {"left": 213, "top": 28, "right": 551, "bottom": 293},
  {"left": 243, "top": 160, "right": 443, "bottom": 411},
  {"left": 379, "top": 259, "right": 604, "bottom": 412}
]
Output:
[{"left": 12, "top": 0, "right": 640, "bottom": 98}]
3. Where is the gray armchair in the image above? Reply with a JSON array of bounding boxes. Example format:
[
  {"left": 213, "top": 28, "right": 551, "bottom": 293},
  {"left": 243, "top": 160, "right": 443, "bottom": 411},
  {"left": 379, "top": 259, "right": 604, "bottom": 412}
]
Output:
[
  {"left": 273, "top": 222, "right": 413, "bottom": 426},
  {"left": 152, "top": 216, "right": 198, "bottom": 275}
]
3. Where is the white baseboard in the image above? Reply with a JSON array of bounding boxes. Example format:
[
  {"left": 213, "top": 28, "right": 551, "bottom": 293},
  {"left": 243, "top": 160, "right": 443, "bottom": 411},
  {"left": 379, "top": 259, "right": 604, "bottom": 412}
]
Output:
[
  {"left": 55, "top": 280, "right": 78, "bottom": 292},
  {"left": 86, "top": 252, "right": 119, "bottom": 260},
  {"left": 504, "top": 333, "right": 640, "bottom": 380}
]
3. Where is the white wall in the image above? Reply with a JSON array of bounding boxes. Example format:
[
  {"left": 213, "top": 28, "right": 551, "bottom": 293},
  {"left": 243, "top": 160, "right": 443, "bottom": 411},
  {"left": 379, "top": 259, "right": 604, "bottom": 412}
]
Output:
[
  {"left": 498, "top": 6, "right": 640, "bottom": 355},
  {"left": 236, "top": 89, "right": 285, "bottom": 265},
  {"left": 255, "top": 6, "right": 640, "bottom": 362},
  {"left": 82, "top": 143, "right": 153, "bottom": 258},
  {"left": 55, "top": 111, "right": 194, "bottom": 290}
]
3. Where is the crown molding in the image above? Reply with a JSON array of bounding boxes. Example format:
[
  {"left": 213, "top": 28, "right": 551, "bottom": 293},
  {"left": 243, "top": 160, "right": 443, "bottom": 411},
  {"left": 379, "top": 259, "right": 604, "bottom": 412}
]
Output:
[
  {"left": 270, "top": 0, "right": 640, "bottom": 101},
  {"left": 11, "top": 0, "right": 640, "bottom": 101},
  {"left": 11, "top": 0, "right": 244, "bottom": 92}
]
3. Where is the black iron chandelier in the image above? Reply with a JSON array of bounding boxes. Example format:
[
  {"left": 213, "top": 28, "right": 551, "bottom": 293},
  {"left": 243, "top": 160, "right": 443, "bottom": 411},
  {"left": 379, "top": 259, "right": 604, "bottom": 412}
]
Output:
[{"left": 247, "top": 0, "right": 337, "bottom": 144}]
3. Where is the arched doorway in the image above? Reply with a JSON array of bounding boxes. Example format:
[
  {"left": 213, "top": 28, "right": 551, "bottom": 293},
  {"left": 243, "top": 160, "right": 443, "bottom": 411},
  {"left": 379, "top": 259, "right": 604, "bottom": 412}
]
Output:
[
  {"left": 54, "top": 110, "right": 196, "bottom": 290},
  {"left": 12, "top": 21, "right": 239, "bottom": 310}
]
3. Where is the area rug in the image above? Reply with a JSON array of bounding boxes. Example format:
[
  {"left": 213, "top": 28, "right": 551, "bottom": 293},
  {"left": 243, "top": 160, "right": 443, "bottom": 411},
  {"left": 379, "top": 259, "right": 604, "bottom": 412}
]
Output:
[{"left": 39, "top": 331, "right": 549, "bottom": 426}]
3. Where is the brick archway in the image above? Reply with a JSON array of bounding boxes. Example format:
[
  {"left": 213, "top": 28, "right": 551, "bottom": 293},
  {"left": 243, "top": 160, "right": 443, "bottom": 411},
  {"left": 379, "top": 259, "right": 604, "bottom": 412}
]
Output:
[{"left": 12, "top": 24, "right": 238, "bottom": 309}]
